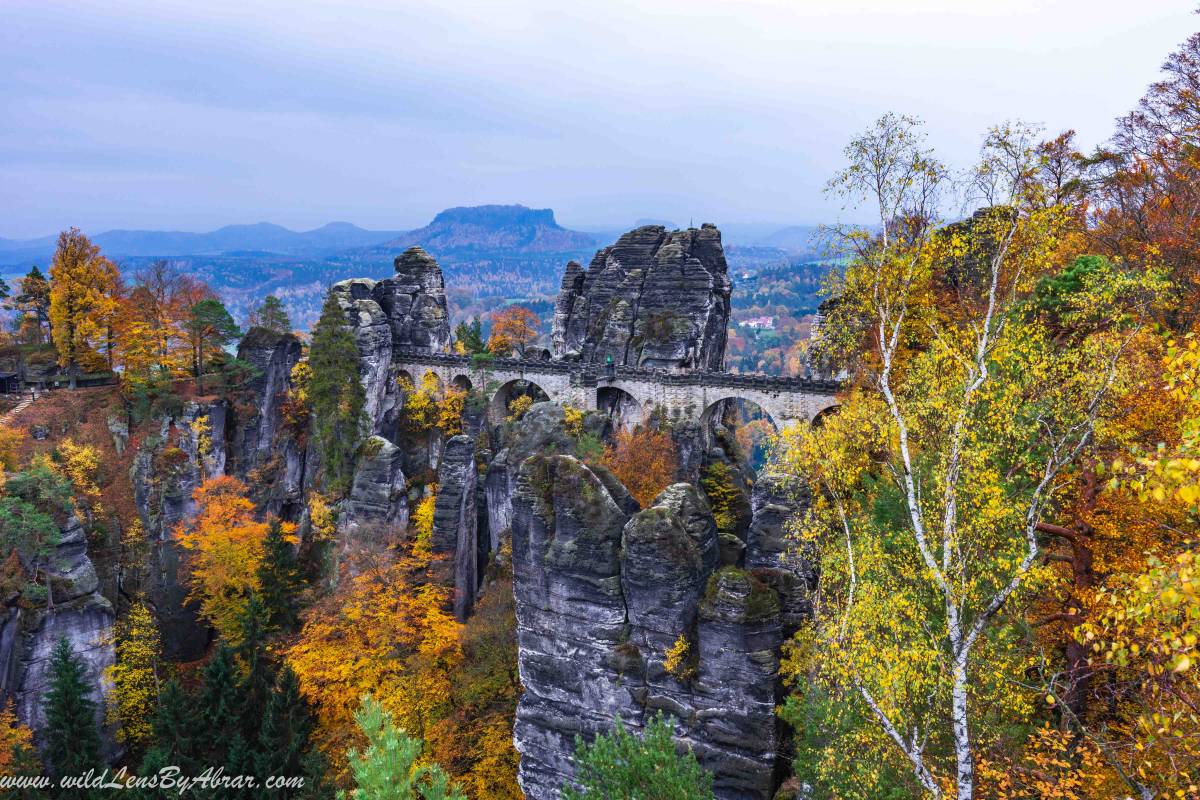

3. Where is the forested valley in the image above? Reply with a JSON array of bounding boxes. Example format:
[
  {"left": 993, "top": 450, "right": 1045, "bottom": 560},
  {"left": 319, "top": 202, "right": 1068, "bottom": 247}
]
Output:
[{"left": 0, "top": 22, "right": 1197, "bottom": 800}]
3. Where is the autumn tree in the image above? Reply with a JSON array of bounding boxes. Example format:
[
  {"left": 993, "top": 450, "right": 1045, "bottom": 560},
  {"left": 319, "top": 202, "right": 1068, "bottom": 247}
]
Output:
[
  {"left": 779, "top": 115, "right": 1142, "bottom": 800},
  {"left": 0, "top": 700, "right": 37, "bottom": 782},
  {"left": 487, "top": 306, "right": 539, "bottom": 356},
  {"left": 309, "top": 291, "right": 366, "bottom": 496},
  {"left": 48, "top": 228, "right": 121, "bottom": 388},
  {"left": 177, "top": 475, "right": 281, "bottom": 644},
  {"left": 106, "top": 601, "right": 161, "bottom": 754},
  {"left": 247, "top": 295, "right": 292, "bottom": 335},
  {"left": 601, "top": 427, "right": 677, "bottom": 507},
  {"left": 286, "top": 540, "right": 462, "bottom": 774}
]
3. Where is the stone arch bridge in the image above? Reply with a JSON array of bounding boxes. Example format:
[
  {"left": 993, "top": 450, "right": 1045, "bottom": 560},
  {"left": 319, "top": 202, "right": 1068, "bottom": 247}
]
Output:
[{"left": 393, "top": 350, "right": 840, "bottom": 429}]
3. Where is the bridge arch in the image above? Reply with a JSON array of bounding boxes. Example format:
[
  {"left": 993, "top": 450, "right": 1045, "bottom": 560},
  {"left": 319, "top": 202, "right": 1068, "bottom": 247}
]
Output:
[
  {"left": 811, "top": 404, "right": 840, "bottom": 428},
  {"left": 489, "top": 378, "right": 551, "bottom": 425},
  {"left": 451, "top": 374, "right": 473, "bottom": 392},
  {"left": 596, "top": 386, "right": 642, "bottom": 432},
  {"left": 700, "top": 396, "right": 779, "bottom": 432}
]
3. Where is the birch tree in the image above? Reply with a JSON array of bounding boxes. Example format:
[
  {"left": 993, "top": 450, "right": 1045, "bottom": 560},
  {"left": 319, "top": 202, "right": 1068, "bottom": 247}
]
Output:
[{"left": 780, "top": 115, "right": 1135, "bottom": 799}]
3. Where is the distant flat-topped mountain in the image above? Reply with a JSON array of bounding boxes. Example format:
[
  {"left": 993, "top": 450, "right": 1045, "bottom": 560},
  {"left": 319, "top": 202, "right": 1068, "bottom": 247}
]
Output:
[
  {"left": 378, "top": 204, "right": 598, "bottom": 254},
  {"left": 0, "top": 221, "right": 404, "bottom": 265}
]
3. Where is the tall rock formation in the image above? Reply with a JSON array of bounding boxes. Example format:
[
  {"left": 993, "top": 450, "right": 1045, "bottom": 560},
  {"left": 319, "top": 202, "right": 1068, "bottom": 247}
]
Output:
[
  {"left": 551, "top": 224, "right": 732, "bottom": 370},
  {"left": 230, "top": 327, "right": 302, "bottom": 478},
  {"left": 329, "top": 246, "right": 451, "bottom": 435},
  {"left": 131, "top": 401, "right": 227, "bottom": 660},
  {"left": 432, "top": 435, "right": 479, "bottom": 621},
  {"left": 0, "top": 516, "right": 116, "bottom": 756},
  {"left": 512, "top": 455, "right": 787, "bottom": 800}
]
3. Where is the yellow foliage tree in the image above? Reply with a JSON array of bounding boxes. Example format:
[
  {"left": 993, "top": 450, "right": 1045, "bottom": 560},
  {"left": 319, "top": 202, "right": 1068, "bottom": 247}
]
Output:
[
  {"left": 105, "top": 601, "right": 161, "bottom": 752},
  {"left": 48, "top": 228, "right": 121, "bottom": 387},
  {"left": 439, "top": 388, "right": 466, "bottom": 437},
  {"left": 285, "top": 543, "right": 463, "bottom": 777},
  {"left": 0, "top": 427, "right": 20, "bottom": 472},
  {"left": 176, "top": 475, "right": 284, "bottom": 644},
  {"left": 54, "top": 437, "right": 101, "bottom": 508},
  {"left": 0, "top": 699, "right": 35, "bottom": 779}
]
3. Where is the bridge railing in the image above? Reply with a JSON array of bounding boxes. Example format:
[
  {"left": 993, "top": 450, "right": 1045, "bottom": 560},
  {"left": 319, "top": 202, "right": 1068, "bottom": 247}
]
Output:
[{"left": 392, "top": 349, "right": 840, "bottom": 395}]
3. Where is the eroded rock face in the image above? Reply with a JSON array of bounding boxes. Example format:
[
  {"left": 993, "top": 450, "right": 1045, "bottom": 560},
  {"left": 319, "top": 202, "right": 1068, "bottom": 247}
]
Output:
[
  {"left": 131, "top": 401, "right": 226, "bottom": 661},
  {"left": 0, "top": 516, "right": 116, "bottom": 757},
  {"left": 512, "top": 455, "right": 633, "bottom": 798},
  {"left": 432, "top": 438, "right": 482, "bottom": 618},
  {"left": 432, "top": 435, "right": 479, "bottom": 621},
  {"left": 329, "top": 248, "right": 452, "bottom": 436},
  {"left": 551, "top": 224, "right": 731, "bottom": 370},
  {"left": 745, "top": 471, "right": 817, "bottom": 638},
  {"left": 484, "top": 403, "right": 574, "bottom": 544},
  {"left": 329, "top": 278, "right": 394, "bottom": 434},
  {"left": 691, "top": 568, "right": 783, "bottom": 799},
  {"left": 377, "top": 247, "right": 452, "bottom": 352},
  {"left": 512, "top": 456, "right": 787, "bottom": 800},
  {"left": 338, "top": 436, "right": 408, "bottom": 538},
  {"left": 230, "top": 327, "right": 302, "bottom": 481}
]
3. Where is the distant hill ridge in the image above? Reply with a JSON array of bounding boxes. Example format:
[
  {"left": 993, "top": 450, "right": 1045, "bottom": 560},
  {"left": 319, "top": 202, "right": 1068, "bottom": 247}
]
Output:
[
  {"left": 0, "top": 205, "right": 601, "bottom": 266},
  {"left": 378, "top": 204, "right": 598, "bottom": 254},
  {"left": 0, "top": 221, "right": 404, "bottom": 264}
]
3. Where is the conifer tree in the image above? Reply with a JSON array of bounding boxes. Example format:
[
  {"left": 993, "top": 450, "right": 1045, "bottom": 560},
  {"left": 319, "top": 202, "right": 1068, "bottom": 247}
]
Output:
[
  {"left": 196, "top": 645, "right": 244, "bottom": 765},
  {"left": 257, "top": 520, "right": 303, "bottom": 633},
  {"left": 563, "top": 714, "right": 713, "bottom": 800},
  {"left": 452, "top": 317, "right": 485, "bottom": 354},
  {"left": 257, "top": 666, "right": 325, "bottom": 799},
  {"left": 186, "top": 298, "right": 241, "bottom": 392},
  {"left": 134, "top": 679, "right": 197, "bottom": 800},
  {"left": 235, "top": 594, "right": 274, "bottom": 745},
  {"left": 308, "top": 291, "right": 365, "bottom": 496},
  {"left": 341, "top": 695, "right": 465, "bottom": 800},
  {"left": 43, "top": 637, "right": 103, "bottom": 781},
  {"left": 247, "top": 295, "right": 292, "bottom": 335},
  {"left": 5, "top": 265, "right": 52, "bottom": 342},
  {"left": 223, "top": 731, "right": 255, "bottom": 800}
]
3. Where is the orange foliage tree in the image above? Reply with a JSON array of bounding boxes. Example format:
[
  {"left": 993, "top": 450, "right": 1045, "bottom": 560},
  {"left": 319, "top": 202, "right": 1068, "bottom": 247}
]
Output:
[
  {"left": 601, "top": 427, "right": 678, "bottom": 507},
  {"left": 176, "top": 475, "right": 288, "bottom": 644},
  {"left": 487, "top": 306, "right": 539, "bottom": 356},
  {"left": 285, "top": 542, "right": 462, "bottom": 778}
]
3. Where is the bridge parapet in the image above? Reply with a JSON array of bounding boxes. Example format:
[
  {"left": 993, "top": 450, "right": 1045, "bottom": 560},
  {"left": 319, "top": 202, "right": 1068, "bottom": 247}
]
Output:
[{"left": 390, "top": 348, "right": 840, "bottom": 426}]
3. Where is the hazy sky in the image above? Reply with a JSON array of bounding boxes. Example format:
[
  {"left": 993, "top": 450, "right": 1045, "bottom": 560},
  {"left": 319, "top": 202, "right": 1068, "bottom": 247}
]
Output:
[{"left": 1, "top": 0, "right": 1194, "bottom": 238}]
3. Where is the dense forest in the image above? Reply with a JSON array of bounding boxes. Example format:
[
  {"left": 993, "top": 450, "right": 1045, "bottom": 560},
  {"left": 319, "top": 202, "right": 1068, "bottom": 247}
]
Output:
[{"left": 0, "top": 22, "right": 1198, "bottom": 800}]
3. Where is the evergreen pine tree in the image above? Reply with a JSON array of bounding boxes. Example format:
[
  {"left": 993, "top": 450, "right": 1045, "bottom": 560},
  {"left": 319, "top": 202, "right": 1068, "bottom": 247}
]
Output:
[
  {"left": 563, "top": 713, "right": 714, "bottom": 800},
  {"left": 256, "top": 666, "right": 324, "bottom": 799},
  {"left": 196, "top": 645, "right": 244, "bottom": 765},
  {"left": 246, "top": 295, "right": 292, "bottom": 335},
  {"left": 134, "top": 678, "right": 197, "bottom": 799},
  {"left": 453, "top": 317, "right": 485, "bottom": 354},
  {"left": 308, "top": 291, "right": 365, "bottom": 496},
  {"left": 223, "top": 731, "right": 254, "bottom": 800},
  {"left": 43, "top": 637, "right": 103, "bottom": 782},
  {"left": 235, "top": 594, "right": 274, "bottom": 746},
  {"left": 257, "top": 520, "right": 303, "bottom": 633}
]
